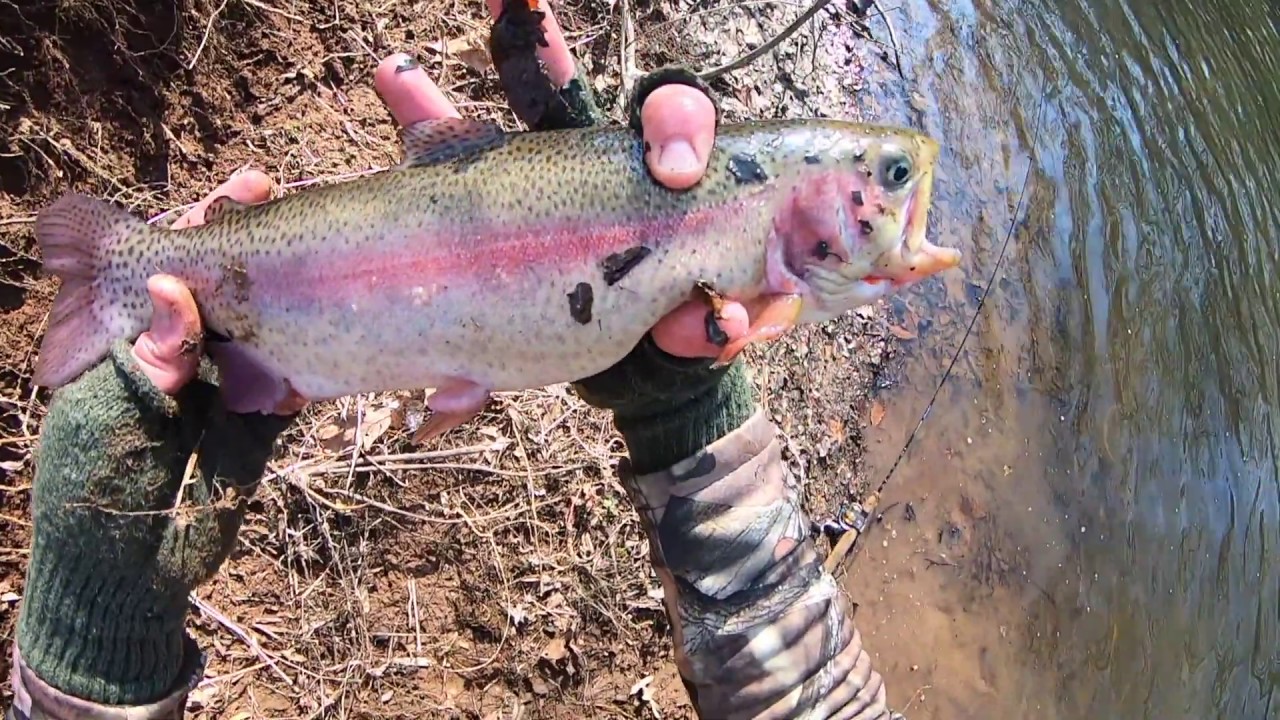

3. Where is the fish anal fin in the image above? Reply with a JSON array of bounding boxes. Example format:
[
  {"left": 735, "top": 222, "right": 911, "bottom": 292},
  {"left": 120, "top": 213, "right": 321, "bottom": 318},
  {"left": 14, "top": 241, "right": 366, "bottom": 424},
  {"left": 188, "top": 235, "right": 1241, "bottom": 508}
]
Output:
[{"left": 399, "top": 118, "right": 509, "bottom": 168}]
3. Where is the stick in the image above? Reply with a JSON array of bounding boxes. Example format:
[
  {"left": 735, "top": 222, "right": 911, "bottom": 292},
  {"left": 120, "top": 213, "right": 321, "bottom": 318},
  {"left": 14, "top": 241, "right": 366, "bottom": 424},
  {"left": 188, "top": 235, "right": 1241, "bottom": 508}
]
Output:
[
  {"left": 869, "top": 0, "right": 906, "bottom": 80},
  {"left": 619, "top": 0, "right": 638, "bottom": 100},
  {"left": 699, "top": 0, "right": 836, "bottom": 80},
  {"left": 187, "top": 0, "right": 230, "bottom": 71},
  {"left": 190, "top": 594, "right": 295, "bottom": 687}
]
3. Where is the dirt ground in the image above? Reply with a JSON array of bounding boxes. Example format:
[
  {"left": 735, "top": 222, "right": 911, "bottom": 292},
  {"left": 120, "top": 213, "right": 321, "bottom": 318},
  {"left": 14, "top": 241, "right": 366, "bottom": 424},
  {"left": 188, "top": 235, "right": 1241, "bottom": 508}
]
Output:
[{"left": 0, "top": 0, "right": 906, "bottom": 717}]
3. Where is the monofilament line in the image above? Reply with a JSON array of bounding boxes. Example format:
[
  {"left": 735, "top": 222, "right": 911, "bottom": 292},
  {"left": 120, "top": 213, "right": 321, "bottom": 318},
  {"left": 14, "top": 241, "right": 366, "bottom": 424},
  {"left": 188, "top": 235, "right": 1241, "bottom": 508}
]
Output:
[{"left": 855, "top": 68, "right": 1051, "bottom": 551}]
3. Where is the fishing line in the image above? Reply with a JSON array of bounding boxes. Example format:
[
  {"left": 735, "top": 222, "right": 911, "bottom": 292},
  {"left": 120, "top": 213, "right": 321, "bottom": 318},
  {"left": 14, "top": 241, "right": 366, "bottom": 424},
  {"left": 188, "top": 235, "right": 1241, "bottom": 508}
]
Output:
[{"left": 846, "top": 65, "right": 1052, "bottom": 553}]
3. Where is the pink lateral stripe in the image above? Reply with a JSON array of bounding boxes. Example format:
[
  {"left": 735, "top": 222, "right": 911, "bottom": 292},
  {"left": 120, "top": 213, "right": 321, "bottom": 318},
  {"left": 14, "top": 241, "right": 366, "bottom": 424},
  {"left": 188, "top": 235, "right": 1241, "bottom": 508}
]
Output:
[{"left": 259, "top": 193, "right": 766, "bottom": 305}]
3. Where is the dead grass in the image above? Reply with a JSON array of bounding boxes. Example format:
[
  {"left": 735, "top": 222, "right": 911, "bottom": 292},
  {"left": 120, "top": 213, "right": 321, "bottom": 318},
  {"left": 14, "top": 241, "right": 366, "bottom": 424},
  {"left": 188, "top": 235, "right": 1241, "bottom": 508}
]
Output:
[{"left": 0, "top": 0, "right": 896, "bottom": 716}]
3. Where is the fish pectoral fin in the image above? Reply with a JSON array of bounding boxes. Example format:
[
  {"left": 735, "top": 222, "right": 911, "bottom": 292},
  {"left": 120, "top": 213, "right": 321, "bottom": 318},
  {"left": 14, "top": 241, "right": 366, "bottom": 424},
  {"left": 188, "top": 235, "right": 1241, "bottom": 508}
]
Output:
[
  {"left": 711, "top": 293, "right": 804, "bottom": 367},
  {"left": 399, "top": 118, "right": 509, "bottom": 168}
]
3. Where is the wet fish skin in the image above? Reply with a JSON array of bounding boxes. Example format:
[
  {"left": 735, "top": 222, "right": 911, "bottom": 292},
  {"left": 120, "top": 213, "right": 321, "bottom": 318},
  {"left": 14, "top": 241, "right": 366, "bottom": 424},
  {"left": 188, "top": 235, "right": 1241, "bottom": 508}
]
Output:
[{"left": 32, "top": 117, "right": 960, "bottom": 421}]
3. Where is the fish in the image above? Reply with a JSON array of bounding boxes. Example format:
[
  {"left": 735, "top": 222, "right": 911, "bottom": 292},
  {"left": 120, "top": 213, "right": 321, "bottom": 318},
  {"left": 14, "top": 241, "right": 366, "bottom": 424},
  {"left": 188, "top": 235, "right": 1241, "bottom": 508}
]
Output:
[{"left": 31, "top": 116, "right": 961, "bottom": 439}]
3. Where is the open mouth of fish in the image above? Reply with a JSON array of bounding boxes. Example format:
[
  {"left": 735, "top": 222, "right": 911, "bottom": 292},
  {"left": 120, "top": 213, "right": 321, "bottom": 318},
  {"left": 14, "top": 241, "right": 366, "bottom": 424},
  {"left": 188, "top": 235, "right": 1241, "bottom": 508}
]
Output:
[{"left": 861, "top": 170, "right": 959, "bottom": 289}]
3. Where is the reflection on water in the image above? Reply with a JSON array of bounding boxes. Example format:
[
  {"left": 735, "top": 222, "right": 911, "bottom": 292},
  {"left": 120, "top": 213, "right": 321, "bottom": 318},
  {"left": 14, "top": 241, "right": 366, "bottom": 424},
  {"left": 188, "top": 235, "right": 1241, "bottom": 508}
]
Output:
[{"left": 844, "top": 0, "right": 1280, "bottom": 717}]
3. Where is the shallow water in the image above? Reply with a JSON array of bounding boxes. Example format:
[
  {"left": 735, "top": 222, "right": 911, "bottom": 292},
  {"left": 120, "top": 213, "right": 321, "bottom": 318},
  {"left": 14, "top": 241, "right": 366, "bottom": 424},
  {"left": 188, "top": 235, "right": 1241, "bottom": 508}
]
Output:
[{"left": 842, "top": 1, "right": 1280, "bottom": 717}]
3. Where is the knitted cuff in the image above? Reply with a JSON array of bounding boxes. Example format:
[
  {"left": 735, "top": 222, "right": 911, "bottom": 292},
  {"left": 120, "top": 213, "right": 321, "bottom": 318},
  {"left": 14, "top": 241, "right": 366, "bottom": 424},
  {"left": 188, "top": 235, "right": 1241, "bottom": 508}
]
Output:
[{"left": 614, "top": 359, "right": 756, "bottom": 475}]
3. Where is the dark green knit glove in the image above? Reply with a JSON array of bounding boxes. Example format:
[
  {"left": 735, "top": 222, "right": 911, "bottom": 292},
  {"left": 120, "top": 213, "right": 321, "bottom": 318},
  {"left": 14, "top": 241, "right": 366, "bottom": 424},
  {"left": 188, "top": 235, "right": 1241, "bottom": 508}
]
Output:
[
  {"left": 17, "top": 340, "right": 293, "bottom": 705},
  {"left": 573, "top": 338, "right": 756, "bottom": 475}
]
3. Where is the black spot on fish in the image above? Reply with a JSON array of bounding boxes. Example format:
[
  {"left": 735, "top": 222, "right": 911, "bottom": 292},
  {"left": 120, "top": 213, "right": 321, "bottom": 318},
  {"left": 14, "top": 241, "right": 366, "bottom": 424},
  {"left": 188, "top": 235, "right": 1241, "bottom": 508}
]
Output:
[
  {"left": 859, "top": 220, "right": 874, "bottom": 235},
  {"left": 567, "top": 282, "right": 594, "bottom": 324},
  {"left": 704, "top": 310, "right": 729, "bottom": 347},
  {"left": 600, "top": 246, "right": 652, "bottom": 285},
  {"left": 804, "top": 153, "right": 821, "bottom": 165},
  {"left": 851, "top": 190, "right": 864, "bottom": 206},
  {"left": 727, "top": 153, "right": 769, "bottom": 185}
]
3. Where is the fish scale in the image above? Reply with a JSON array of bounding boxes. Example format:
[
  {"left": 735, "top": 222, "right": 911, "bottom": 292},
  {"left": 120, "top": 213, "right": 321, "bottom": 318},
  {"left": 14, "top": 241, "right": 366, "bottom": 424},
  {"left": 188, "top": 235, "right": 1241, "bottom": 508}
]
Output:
[{"left": 32, "top": 116, "right": 961, "bottom": 437}]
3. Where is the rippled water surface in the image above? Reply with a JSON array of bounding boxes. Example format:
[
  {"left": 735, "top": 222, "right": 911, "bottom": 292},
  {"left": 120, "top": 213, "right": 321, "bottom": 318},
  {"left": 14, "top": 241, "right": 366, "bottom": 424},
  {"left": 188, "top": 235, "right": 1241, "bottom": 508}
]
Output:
[{"left": 843, "top": 1, "right": 1280, "bottom": 717}]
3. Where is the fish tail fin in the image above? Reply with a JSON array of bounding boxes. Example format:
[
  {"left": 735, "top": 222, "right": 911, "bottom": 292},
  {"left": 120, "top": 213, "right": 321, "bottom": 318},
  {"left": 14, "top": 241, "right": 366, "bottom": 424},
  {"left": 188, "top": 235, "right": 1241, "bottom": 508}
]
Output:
[{"left": 33, "top": 193, "right": 153, "bottom": 387}]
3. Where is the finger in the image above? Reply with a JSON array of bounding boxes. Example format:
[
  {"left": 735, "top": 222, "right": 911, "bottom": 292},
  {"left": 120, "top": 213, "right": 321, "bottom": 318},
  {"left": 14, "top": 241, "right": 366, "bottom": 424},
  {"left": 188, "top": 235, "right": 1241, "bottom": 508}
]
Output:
[
  {"left": 651, "top": 299, "right": 751, "bottom": 359},
  {"left": 132, "top": 275, "right": 203, "bottom": 394},
  {"left": 486, "top": 0, "right": 576, "bottom": 86},
  {"left": 172, "top": 170, "right": 275, "bottom": 230},
  {"left": 641, "top": 84, "right": 717, "bottom": 190},
  {"left": 375, "top": 53, "right": 462, "bottom": 127}
]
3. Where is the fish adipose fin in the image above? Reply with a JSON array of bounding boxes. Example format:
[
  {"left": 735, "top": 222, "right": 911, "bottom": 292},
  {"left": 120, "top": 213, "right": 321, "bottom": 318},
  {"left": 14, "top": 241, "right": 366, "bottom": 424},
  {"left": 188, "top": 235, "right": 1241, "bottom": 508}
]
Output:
[
  {"left": 399, "top": 118, "right": 509, "bottom": 168},
  {"left": 32, "top": 193, "right": 154, "bottom": 388}
]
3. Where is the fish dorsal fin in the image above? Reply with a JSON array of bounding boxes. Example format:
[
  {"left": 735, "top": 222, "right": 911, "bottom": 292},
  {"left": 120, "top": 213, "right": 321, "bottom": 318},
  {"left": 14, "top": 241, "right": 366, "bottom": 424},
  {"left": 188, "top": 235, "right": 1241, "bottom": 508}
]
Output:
[
  {"left": 203, "top": 194, "right": 250, "bottom": 224},
  {"left": 399, "top": 118, "right": 508, "bottom": 167}
]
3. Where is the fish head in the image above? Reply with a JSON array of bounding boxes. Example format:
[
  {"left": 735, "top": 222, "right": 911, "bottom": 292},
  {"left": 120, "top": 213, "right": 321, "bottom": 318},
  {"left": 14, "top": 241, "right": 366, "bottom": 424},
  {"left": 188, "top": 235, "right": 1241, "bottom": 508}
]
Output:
[{"left": 783, "top": 123, "right": 961, "bottom": 322}]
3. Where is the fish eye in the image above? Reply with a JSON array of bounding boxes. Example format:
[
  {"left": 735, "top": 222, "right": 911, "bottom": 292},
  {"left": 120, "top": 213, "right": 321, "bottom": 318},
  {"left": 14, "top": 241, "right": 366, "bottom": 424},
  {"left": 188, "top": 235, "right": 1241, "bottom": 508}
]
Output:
[{"left": 882, "top": 153, "right": 913, "bottom": 189}]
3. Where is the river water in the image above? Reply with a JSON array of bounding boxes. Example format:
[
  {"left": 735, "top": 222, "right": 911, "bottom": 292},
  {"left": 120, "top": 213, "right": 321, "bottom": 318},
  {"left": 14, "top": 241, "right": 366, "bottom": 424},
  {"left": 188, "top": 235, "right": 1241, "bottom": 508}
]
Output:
[{"left": 839, "top": 0, "right": 1280, "bottom": 717}]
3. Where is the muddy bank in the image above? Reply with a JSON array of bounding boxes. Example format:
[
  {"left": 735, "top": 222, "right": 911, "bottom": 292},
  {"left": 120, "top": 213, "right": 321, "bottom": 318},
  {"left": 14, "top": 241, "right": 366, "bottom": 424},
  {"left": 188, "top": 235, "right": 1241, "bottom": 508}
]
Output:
[{"left": 0, "top": 0, "right": 916, "bottom": 716}]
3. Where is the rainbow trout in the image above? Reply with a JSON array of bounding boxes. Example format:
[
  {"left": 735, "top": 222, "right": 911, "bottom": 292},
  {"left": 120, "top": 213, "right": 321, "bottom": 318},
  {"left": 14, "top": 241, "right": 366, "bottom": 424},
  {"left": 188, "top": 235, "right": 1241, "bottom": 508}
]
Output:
[{"left": 32, "top": 116, "right": 961, "bottom": 439}]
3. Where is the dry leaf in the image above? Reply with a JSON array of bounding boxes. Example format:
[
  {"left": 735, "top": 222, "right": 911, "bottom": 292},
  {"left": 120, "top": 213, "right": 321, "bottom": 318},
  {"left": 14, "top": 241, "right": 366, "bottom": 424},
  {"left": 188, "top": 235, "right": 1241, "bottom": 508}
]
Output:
[
  {"left": 827, "top": 416, "right": 846, "bottom": 442},
  {"left": 360, "top": 403, "right": 396, "bottom": 450},
  {"left": 869, "top": 401, "right": 887, "bottom": 426},
  {"left": 542, "top": 636, "right": 568, "bottom": 662},
  {"left": 427, "top": 34, "right": 490, "bottom": 72},
  {"left": 889, "top": 324, "right": 917, "bottom": 340}
]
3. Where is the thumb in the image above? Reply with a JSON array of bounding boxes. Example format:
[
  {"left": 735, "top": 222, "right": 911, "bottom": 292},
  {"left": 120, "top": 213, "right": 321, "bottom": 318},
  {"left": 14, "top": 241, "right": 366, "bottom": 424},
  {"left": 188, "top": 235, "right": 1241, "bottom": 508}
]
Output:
[
  {"left": 132, "top": 274, "right": 203, "bottom": 395},
  {"left": 641, "top": 84, "right": 717, "bottom": 190}
]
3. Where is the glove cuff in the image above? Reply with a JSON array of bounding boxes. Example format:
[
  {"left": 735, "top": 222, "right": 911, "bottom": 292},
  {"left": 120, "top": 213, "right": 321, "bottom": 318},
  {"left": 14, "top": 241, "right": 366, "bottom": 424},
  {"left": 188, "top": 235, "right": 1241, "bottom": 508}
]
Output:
[
  {"left": 612, "top": 359, "right": 756, "bottom": 475},
  {"left": 16, "top": 558, "right": 191, "bottom": 705}
]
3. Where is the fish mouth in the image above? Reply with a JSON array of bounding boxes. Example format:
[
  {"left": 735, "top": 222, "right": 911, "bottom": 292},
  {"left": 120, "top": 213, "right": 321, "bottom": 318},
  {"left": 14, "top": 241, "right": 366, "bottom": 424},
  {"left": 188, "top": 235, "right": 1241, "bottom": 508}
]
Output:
[{"left": 865, "top": 167, "right": 960, "bottom": 287}]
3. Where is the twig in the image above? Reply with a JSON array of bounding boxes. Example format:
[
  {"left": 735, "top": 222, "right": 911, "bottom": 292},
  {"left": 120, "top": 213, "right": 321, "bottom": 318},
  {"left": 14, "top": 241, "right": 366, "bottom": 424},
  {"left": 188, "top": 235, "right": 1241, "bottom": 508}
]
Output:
[
  {"left": 239, "top": 0, "right": 306, "bottom": 23},
  {"left": 869, "top": 0, "right": 906, "bottom": 80},
  {"left": 0, "top": 215, "right": 35, "bottom": 227},
  {"left": 699, "top": 0, "right": 835, "bottom": 80},
  {"left": 284, "top": 476, "right": 561, "bottom": 525},
  {"left": 619, "top": 0, "right": 638, "bottom": 101},
  {"left": 313, "top": 460, "right": 589, "bottom": 479},
  {"left": 187, "top": 0, "right": 231, "bottom": 70},
  {"left": 263, "top": 442, "right": 504, "bottom": 482},
  {"left": 191, "top": 593, "right": 296, "bottom": 687},
  {"left": 903, "top": 684, "right": 932, "bottom": 712}
]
